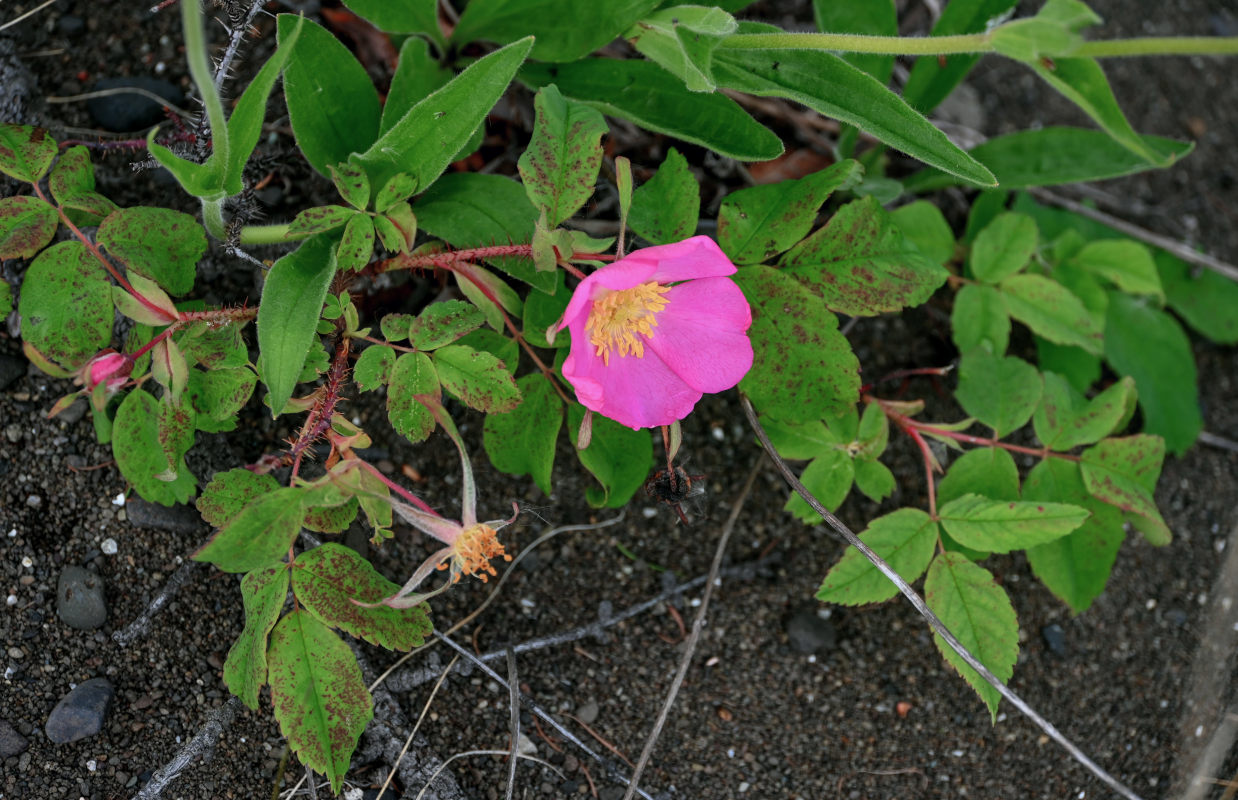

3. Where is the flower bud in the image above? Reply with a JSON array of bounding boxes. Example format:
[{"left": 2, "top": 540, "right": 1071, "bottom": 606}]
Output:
[{"left": 81, "top": 350, "right": 133, "bottom": 393}]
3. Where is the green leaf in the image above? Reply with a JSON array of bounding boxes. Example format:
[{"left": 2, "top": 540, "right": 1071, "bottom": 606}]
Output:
[
  {"left": 189, "top": 367, "right": 257, "bottom": 432},
  {"left": 902, "top": 0, "right": 1018, "bottom": 113},
  {"left": 1034, "top": 373, "right": 1135, "bottom": 451},
  {"left": 433, "top": 344, "right": 520, "bottom": 413},
  {"left": 1036, "top": 338, "right": 1099, "bottom": 395},
  {"left": 374, "top": 174, "right": 419, "bottom": 214},
  {"left": 629, "top": 148, "right": 700, "bottom": 246},
  {"left": 520, "top": 59, "right": 782, "bottom": 162},
  {"left": 456, "top": 328, "right": 518, "bottom": 375},
  {"left": 17, "top": 241, "right": 112, "bottom": 367},
  {"left": 354, "top": 345, "right": 396, "bottom": 392},
  {"left": 951, "top": 284, "right": 1010, "bottom": 356},
  {"left": 955, "top": 349, "right": 1042, "bottom": 438},
  {"left": 292, "top": 543, "right": 432, "bottom": 649},
  {"left": 761, "top": 416, "right": 836, "bottom": 460},
  {"left": 198, "top": 468, "right": 281, "bottom": 528},
  {"left": 937, "top": 447, "right": 1020, "bottom": 506},
  {"left": 1080, "top": 435, "right": 1170, "bottom": 545},
  {"left": 382, "top": 38, "right": 454, "bottom": 136},
  {"left": 178, "top": 319, "right": 250, "bottom": 370},
  {"left": 193, "top": 488, "right": 305, "bottom": 572},
  {"left": 938, "top": 493, "right": 1087, "bottom": 553},
  {"left": 963, "top": 190, "right": 1010, "bottom": 245},
  {"left": 711, "top": 42, "right": 995, "bottom": 187},
  {"left": 343, "top": 0, "right": 444, "bottom": 45},
  {"left": 483, "top": 373, "right": 563, "bottom": 494},
  {"left": 1023, "top": 458, "right": 1123, "bottom": 614},
  {"left": 0, "top": 195, "right": 57, "bottom": 259},
  {"left": 146, "top": 132, "right": 216, "bottom": 200},
  {"left": 890, "top": 200, "right": 955, "bottom": 266},
  {"left": 817, "top": 508, "right": 937, "bottom": 606},
  {"left": 785, "top": 449, "right": 855, "bottom": 520},
  {"left": 330, "top": 162, "right": 371, "bottom": 211},
  {"left": 518, "top": 84, "right": 607, "bottom": 226},
  {"left": 999, "top": 274, "right": 1103, "bottom": 355},
  {"left": 453, "top": 0, "right": 661, "bottom": 62},
  {"left": 278, "top": 15, "right": 381, "bottom": 179},
  {"left": 225, "top": 17, "right": 302, "bottom": 195},
  {"left": 387, "top": 352, "right": 439, "bottom": 443},
  {"left": 812, "top": 0, "right": 896, "bottom": 83},
  {"left": 355, "top": 37, "right": 533, "bottom": 197},
  {"left": 925, "top": 552, "right": 1018, "bottom": 722},
  {"left": 98, "top": 207, "right": 206, "bottom": 296},
  {"left": 224, "top": 564, "right": 289, "bottom": 709},
  {"left": 415, "top": 173, "right": 550, "bottom": 292},
  {"left": 0, "top": 280, "right": 10, "bottom": 318},
  {"left": 853, "top": 458, "right": 895, "bottom": 503},
  {"left": 627, "top": 6, "right": 735, "bottom": 92},
  {"left": 1070, "top": 240, "right": 1162, "bottom": 298},
  {"left": 523, "top": 272, "right": 570, "bottom": 349},
  {"left": 267, "top": 610, "right": 372, "bottom": 795},
  {"left": 1028, "top": 58, "right": 1167, "bottom": 167},
  {"left": 1103, "top": 293, "right": 1200, "bottom": 455},
  {"left": 408, "top": 302, "right": 483, "bottom": 351},
  {"left": 568, "top": 402, "right": 652, "bottom": 508},
  {"left": 969, "top": 213, "right": 1038, "bottom": 284},
  {"left": 782, "top": 196, "right": 949, "bottom": 316},
  {"left": 335, "top": 214, "right": 375, "bottom": 273},
  {"left": 0, "top": 124, "right": 57, "bottom": 182},
  {"left": 717, "top": 160, "right": 862, "bottom": 265},
  {"left": 48, "top": 146, "right": 117, "bottom": 221},
  {"left": 112, "top": 389, "right": 197, "bottom": 506},
  {"left": 855, "top": 402, "right": 889, "bottom": 460},
  {"left": 906, "top": 127, "right": 1193, "bottom": 192},
  {"left": 1158, "top": 251, "right": 1238, "bottom": 344},
  {"left": 736, "top": 265, "right": 860, "bottom": 422},
  {"left": 257, "top": 235, "right": 338, "bottom": 417}
]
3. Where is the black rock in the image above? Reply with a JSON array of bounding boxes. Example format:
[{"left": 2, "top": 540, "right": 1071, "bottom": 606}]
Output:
[
  {"left": 86, "top": 76, "right": 185, "bottom": 133},
  {"left": 45, "top": 678, "right": 114, "bottom": 744},
  {"left": 786, "top": 609, "right": 836, "bottom": 654},
  {"left": 57, "top": 15, "right": 86, "bottom": 36},
  {"left": 127, "top": 498, "right": 204, "bottom": 534},
  {"left": 0, "top": 718, "right": 28, "bottom": 757},
  {"left": 1041, "top": 623, "right": 1067, "bottom": 656},
  {"left": 0, "top": 354, "right": 24, "bottom": 392},
  {"left": 56, "top": 566, "right": 107, "bottom": 630}
]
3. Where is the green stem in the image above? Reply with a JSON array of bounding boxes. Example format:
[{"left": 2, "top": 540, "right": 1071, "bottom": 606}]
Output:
[
  {"left": 239, "top": 223, "right": 304, "bottom": 246},
  {"left": 181, "top": 0, "right": 228, "bottom": 177},
  {"left": 720, "top": 31, "right": 1238, "bottom": 59},
  {"left": 201, "top": 197, "right": 226, "bottom": 240}
]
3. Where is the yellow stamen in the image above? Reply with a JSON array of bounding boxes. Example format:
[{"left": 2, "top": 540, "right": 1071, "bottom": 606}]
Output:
[
  {"left": 585, "top": 281, "right": 671, "bottom": 365},
  {"left": 441, "top": 523, "right": 511, "bottom": 583}
]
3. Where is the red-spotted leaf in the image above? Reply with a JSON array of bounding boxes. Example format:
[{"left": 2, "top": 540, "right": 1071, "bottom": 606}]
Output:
[
  {"left": 49, "top": 145, "right": 118, "bottom": 220},
  {"left": 289, "top": 206, "right": 357, "bottom": 237},
  {"left": 782, "top": 196, "right": 948, "bottom": 316},
  {"left": 98, "top": 207, "right": 206, "bottom": 296},
  {"left": 188, "top": 367, "right": 258, "bottom": 433},
  {"left": 817, "top": 508, "right": 938, "bottom": 606},
  {"left": 329, "top": 162, "right": 370, "bottom": 211},
  {"left": 335, "top": 213, "right": 375, "bottom": 272},
  {"left": 354, "top": 345, "right": 396, "bottom": 392},
  {"left": 199, "top": 468, "right": 281, "bottom": 528},
  {"left": 433, "top": 344, "right": 520, "bottom": 413},
  {"left": 223, "top": 563, "right": 289, "bottom": 709},
  {"left": 0, "top": 124, "right": 56, "bottom": 182},
  {"left": 937, "top": 493, "right": 1088, "bottom": 554},
  {"left": 0, "top": 195, "right": 57, "bottom": 258},
  {"left": 387, "top": 351, "right": 439, "bottom": 443},
  {"left": 628, "top": 148, "right": 700, "bottom": 247},
  {"left": 718, "top": 160, "right": 862, "bottom": 265},
  {"left": 193, "top": 488, "right": 306, "bottom": 573},
  {"left": 291, "top": 543, "right": 432, "bottom": 650},
  {"left": 517, "top": 84, "right": 607, "bottom": 226},
  {"left": 1034, "top": 373, "right": 1135, "bottom": 451},
  {"left": 999, "top": 273, "right": 1102, "bottom": 355},
  {"left": 111, "top": 389, "right": 197, "bottom": 506},
  {"left": 409, "top": 300, "right": 486, "bottom": 351},
  {"left": 1024, "top": 458, "right": 1123, "bottom": 614},
  {"left": 267, "top": 610, "right": 372, "bottom": 795},
  {"left": 925, "top": 551, "right": 1018, "bottom": 721},
  {"left": 1079, "top": 435, "right": 1170, "bottom": 545},
  {"left": 17, "top": 241, "right": 112, "bottom": 368}
]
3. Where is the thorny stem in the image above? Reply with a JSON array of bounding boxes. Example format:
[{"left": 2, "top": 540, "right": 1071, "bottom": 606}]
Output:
[
  {"left": 373, "top": 244, "right": 616, "bottom": 276},
  {"left": 289, "top": 337, "right": 352, "bottom": 480}
]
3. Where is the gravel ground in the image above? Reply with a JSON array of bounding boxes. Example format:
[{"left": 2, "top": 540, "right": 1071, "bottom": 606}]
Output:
[{"left": 1, "top": 1, "right": 1236, "bottom": 799}]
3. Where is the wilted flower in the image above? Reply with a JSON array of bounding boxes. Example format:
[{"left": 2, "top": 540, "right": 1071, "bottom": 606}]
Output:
[{"left": 557, "top": 236, "right": 753, "bottom": 430}]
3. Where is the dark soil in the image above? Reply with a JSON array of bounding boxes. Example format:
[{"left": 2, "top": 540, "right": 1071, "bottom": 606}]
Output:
[{"left": 2, "top": 1, "right": 1237, "bottom": 799}]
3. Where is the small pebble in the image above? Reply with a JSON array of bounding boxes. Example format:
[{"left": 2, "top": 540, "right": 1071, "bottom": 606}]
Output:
[
  {"left": 45, "top": 678, "right": 115, "bottom": 744},
  {"left": 786, "top": 609, "right": 836, "bottom": 654},
  {"left": 576, "top": 699, "right": 599, "bottom": 725},
  {"left": 100, "top": 538, "right": 118, "bottom": 555},
  {"left": 1042, "top": 623, "right": 1067, "bottom": 656},
  {"left": 56, "top": 566, "right": 108, "bottom": 630},
  {"left": 0, "top": 719, "right": 29, "bottom": 757}
]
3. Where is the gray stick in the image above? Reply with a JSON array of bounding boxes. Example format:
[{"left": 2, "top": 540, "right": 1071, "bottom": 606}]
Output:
[{"left": 132, "top": 697, "right": 240, "bottom": 800}]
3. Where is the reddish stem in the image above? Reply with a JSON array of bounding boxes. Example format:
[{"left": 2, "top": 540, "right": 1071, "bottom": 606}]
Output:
[{"left": 355, "top": 459, "right": 439, "bottom": 517}]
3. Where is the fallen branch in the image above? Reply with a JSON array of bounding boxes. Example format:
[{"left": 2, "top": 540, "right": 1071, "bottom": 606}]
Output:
[
  {"left": 112, "top": 561, "right": 201, "bottom": 647},
  {"left": 741, "top": 393, "right": 1146, "bottom": 800},
  {"left": 132, "top": 697, "right": 239, "bottom": 800}
]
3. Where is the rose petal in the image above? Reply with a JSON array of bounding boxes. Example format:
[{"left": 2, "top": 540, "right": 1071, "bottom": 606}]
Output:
[
  {"left": 644, "top": 278, "right": 754, "bottom": 393},
  {"left": 631, "top": 236, "right": 737, "bottom": 284}
]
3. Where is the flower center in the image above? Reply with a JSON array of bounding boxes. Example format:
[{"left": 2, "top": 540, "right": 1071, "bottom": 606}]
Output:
[
  {"left": 585, "top": 281, "right": 671, "bottom": 365},
  {"left": 442, "top": 523, "right": 511, "bottom": 583}
]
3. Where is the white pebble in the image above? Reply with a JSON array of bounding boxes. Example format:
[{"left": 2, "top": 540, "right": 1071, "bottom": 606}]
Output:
[
  {"left": 641, "top": 507, "right": 658, "bottom": 518},
  {"left": 21, "top": 556, "right": 33, "bottom": 568},
  {"left": 1145, "top": 598, "right": 1157, "bottom": 610},
  {"left": 87, "top": 760, "right": 97, "bottom": 772},
  {"left": 101, "top": 538, "right": 118, "bottom": 555},
  {"left": 6, "top": 528, "right": 15, "bottom": 538},
  {"left": 5, "top": 595, "right": 15, "bottom": 606},
  {"left": 112, "top": 492, "right": 126, "bottom": 506},
  {"left": 711, "top": 426, "right": 725, "bottom": 441}
]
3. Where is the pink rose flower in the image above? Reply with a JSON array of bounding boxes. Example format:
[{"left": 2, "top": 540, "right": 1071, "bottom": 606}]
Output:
[
  {"left": 557, "top": 236, "right": 753, "bottom": 430},
  {"left": 81, "top": 350, "right": 133, "bottom": 393}
]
